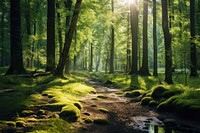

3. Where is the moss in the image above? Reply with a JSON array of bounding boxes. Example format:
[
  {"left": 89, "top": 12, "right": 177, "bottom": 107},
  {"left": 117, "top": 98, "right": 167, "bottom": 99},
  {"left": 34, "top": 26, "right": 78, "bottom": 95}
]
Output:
[
  {"left": 148, "top": 100, "right": 159, "bottom": 107},
  {"left": 6, "top": 121, "right": 16, "bottom": 127},
  {"left": 16, "top": 121, "right": 26, "bottom": 127},
  {"left": 97, "top": 95, "right": 108, "bottom": 99},
  {"left": 83, "top": 117, "right": 93, "bottom": 123},
  {"left": 98, "top": 108, "right": 109, "bottom": 113},
  {"left": 93, "top": 119, "right": 109, "bottom": 125},
  {"left": 74, "top": 102, "right": 82, "bottom": 110},
  {"left": 151, "top": 85, "right": 168, "bottom": 99},
  {"left": 59, "top": 104, "right": 80, "bottom": 122},
  {"left": 21, "top": 110, "right": 34, "bottom": 117},
  {"left": 141, "top": 97, "right": 152, "bottom": 105},
  {"left": 124, "top": 90, "right": 145, "bottom": 98}
]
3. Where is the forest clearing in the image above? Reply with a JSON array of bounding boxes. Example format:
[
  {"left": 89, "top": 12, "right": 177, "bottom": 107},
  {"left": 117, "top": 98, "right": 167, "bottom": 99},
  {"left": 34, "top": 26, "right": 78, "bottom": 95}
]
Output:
[{"left": 1, "top": 0, "right": 200, "bottom": 132}]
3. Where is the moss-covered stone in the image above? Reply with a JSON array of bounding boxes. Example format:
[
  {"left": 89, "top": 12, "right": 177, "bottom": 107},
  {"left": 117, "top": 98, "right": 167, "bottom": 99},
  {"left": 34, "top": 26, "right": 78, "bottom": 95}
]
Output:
[
  {"left": 6, "top": 121, "right": 16, "bottom": 127},
  {"left": 148, "top": 100, "right": 159, "bottom": 107},
  {"left": 21, "top": 110, "right": 34, "bottom": 117},
  {"left": 124, "top": 90, "right": 145, "bottom": 98},
  {"left": 59, "top": 104, "right": 80, "bottom": 122},
  {"left": 16, "top": 121, "right": 26, "bottom": 127},
  {"left": 162, "top": 89, "right": 184, "bottom": 99},
  {"left": 83, "top": 117, "right": 93, "bottom": 123},
  {"left": 141, "top": 97, "right": 152, "bottom": 105},
  {"left": 74, "top": 102, "right": 82, "bottom": 110},
  {"left": 99, "top": 108, "right": 109, "bottom": 113},
  {"left": 93, "top": 119, "right": 109, "bottom": 125},
  {"left": 151, "top": 86, "right": 168, "bottom": 99}
]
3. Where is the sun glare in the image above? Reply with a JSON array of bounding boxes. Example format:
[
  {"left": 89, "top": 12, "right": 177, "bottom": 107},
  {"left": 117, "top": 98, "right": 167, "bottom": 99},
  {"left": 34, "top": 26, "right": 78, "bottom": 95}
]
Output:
[{"left": 119, "top": 0, "right": 137, "bottom": 6}]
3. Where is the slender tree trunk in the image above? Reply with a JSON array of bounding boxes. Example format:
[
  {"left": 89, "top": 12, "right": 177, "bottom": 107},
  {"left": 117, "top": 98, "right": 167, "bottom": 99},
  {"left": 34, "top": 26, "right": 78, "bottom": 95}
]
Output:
[
  {"left": 46, "top": 0, "right": 56, "bottom": 72},
  {"left": 54, "top": 0, "right": 82, "bottom": 77},
  {"left": 129, "top": 0, "right": 138, "bottom": 75},
  {"left": 126, "top": 12, "right": 131, "bottom": 73},
  {"left": 96, "top": 44, "right": 101, "bottom": 72},
  {"left": 139, "top": 0, "right": 150, "bottom": 76},
  {"left": 56, "top": 2, "right": 63, "bottom": 57},
  {"left": 190, "top": 0, "right": 199, "bottom": 77},
  {"left": 0, "top": 7, "right": 5, "bottom": 67},
  {"left": 153, "top": 0, "right": 158, "bottom": 76},
  {"left": 109, "top": 0, "right": 114, "bottom": 74},
  {"left": 162, "top": 0, "right": 173, "bottom": 84},
  {"left": 6, "top": 0, "right": 26, "bottom": 74},
  {"left": 89, "top": 43, "right": 93, "bottom": 72}
]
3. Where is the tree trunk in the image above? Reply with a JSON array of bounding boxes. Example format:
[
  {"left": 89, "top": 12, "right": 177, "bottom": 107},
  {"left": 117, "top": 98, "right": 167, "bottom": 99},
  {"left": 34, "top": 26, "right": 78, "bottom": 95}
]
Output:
[
  {"left": 54, "top": 0, "right": 82, "bottom": 78},
  {"left": 139, "top": 0, "right": 150, "bottom": 76},
  {"left": 46, "top": 0, "right": 56, "bottom": 72},
  {"left": 129, "top": 0, "right": 138, "bottom": 75},
  {"left": 126, "top": 12, "right": 131, "bottom": 73},
  {"left": 0, "top": 5, "right": 5, "bottom": 67},
  {"left": 89, "top": 43, "right": 93, "bottom": 72},
  {"left": 109, "top": 0, "right": 114, "bottom": 74},
  {"left": 153, "top": 0, "right": 158, "bottom": 76},
  {"left": 6, "top": 0, "right": 26, "bottom": 74},
  {"left": 162, "top": 0, "right": 173, "bottom": 84},
  {"left": 190, "top": 0, "right": 199, "bottom": 77},
  {"left": 56, "top": 2, "right": 63, "bottom": 57}
]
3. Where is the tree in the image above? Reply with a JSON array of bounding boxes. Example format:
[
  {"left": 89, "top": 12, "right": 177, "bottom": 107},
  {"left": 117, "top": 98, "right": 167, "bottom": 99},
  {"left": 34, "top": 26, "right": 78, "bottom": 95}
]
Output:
[
  {"left": 109, "top": 0, "right": 115, "bottom": 74},
  {"left": 153, "top": 0, "right": 158, "bottom": 76},
  {"left": 190, "top": 0, "right": 199, "bottom": 77},
  {"left": 138, "top": 0, "right": 150, "bottom": 76},
  {"left": 54, "top": 0, "right": 82, "bottom": 78},
  {"left": 161, "top": 0, "right": 173, "bottom": 84},
  {"left": 6, "top": 0, "right": 26, "bottom": 74},
  {"left": 46, "top": 0, "right": 56, "bottom": 72},
  {"left": 129, "top": 0, "right": 138, "bottom": 75}
]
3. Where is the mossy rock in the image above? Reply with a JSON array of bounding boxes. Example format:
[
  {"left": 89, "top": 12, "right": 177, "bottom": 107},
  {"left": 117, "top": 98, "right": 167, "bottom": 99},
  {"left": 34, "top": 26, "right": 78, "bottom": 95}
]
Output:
[
  {"left": 59, "top": 104, "right": 80, "bottom": 122},
  {"left": 141, "top": 97, "right": 152, "bottom": 105},
  {"left": 99, "top": 108, "right": 109, "bottom": 113},
  {"left": 41, "top": 104, "right": 66, "bottom": 111},
  {"left": 151, "top": 86, "right": 168, "bottom": 99},
  {"left": 148, "top": 100, "right": 159, "bottom": 107},
  {"left": 162, "top": 89, "right": 184, "bottom": 99},
  {"left": 6, "top": 121, "right": 16, "bottom": 127},
  {"left": 97, "top": 95, "right": 108, "bottom": 99},
  {"left": 16, "top": 121, "right": 26, "bottom": 127},
  {"left": 125, "top": 90, "right": 145, "bottom": 98},
  {"left": 93, "top": 119, "right": 109, "bottom": 125},
  {"left": 21, "top": 110, "right": 34, "bottom": 117},
  {"left": 83, "top": 117, "right": 93, "bottom": 123},
  {"left": 37, "top": 109, "right": 46, "bottom": 115},
  {"left": 74, "top": 102, "right": 82, "bottom": 110}
]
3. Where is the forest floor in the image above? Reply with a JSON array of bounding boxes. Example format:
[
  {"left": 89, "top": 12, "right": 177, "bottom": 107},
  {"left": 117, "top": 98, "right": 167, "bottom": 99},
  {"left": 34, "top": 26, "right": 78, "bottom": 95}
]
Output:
[{"left": 75, "top": 78, "right": 200, "bottom": 133}]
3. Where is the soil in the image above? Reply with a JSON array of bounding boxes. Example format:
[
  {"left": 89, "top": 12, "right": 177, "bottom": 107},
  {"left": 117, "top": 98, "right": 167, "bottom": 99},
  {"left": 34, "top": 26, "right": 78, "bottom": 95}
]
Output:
[{"left": 76, "top": 79, "right": 200, "bottom": 133}]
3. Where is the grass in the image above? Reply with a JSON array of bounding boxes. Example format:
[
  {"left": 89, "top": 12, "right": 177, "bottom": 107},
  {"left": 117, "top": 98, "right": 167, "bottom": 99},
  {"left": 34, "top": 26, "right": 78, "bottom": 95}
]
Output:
[{"left": 0, "top": 69, "right": 95, "bottom": 132}]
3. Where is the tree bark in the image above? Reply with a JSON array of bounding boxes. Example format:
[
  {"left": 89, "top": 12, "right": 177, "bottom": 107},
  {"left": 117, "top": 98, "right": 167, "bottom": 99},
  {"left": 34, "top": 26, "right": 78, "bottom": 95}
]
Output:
[
  {"left": 129, "top": 0, "right": 138, "bottom": 75},
  {"left": 89, "top": 43, "right": 93, "bottom": 72},
  {"left": 190, "top": 0, "right": 199, "bottom": 77},
  {"left": 6, "top": 0, "right": 26, "bottom": 74},
  {"left": 54, "top": 0, "right": 82, "bottom": 78},
  {"left": 138, "top": 0, "right": 150, "bottom": 76},
  {"left": 56, "top": 2, "right": 63, "bottom": 57},
  {"left": 162, "top": 0, "right": 173, "bottom": 84},
  {"left": 126, "top": 12, "right": 131, "bottom": 73},
  {"left": 109, "top": 0, "right": 114, "bottom": 74},
  {"left": 153, "top": 0, "right": 158, "bottom": 76},
  {"left": 0, "top": 4, "right": 5, "bottom": 67},
  {"left": 46, "top": 0, "right": 56, "bottom": 72}
]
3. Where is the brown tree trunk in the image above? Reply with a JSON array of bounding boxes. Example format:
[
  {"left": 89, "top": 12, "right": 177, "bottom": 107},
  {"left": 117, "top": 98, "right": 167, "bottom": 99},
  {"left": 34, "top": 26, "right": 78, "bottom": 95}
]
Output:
[
  {"left": 126, "top": 12, "right": 131, "bottom": 73},
  {"left": 46, "top": 0, "right": 56, "bottom": 72},
  {"left": 89, "top": 43, "right": 93, "bottom": 72},
  {"left": 56, "top": 2, "right": 63, "bottom": 57},
  {"left": 0, "top": 4, "right": 5, "bottom": 67},
  {"left": 129, "top": 0, "right": 138, "bottom": 75},
  {"left": 162, "top": 0, "right": 173, "bottom": 84},
  {"left": 109, "top": 0, "right": 114, "bottom": 74},
  {"left": 190, "top": 0, "right": 199, "bottom": 77},
  {"left": 54, "top": 0, "right": 82, "bottom": 78},
  {"left": 6, "top": 0, "right": 26, "bottom": 74},
  {"left": 139, "top": 0, "right": 150, "bottom": 76},
  {"left": 153, "top": 0, "right": 158, "bottom": 76}
]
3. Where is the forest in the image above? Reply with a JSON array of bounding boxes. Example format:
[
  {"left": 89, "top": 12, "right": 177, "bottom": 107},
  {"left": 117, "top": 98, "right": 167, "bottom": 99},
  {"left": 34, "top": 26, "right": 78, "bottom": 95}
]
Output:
[{"left": 0, "top": 0, "right": 200, "bottom": 132}]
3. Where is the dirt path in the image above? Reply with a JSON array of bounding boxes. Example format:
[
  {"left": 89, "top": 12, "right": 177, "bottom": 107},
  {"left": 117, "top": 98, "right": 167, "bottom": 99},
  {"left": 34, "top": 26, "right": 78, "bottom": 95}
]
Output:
[{"left": 76, "top": 79, "right": 200, "bottom": 133}]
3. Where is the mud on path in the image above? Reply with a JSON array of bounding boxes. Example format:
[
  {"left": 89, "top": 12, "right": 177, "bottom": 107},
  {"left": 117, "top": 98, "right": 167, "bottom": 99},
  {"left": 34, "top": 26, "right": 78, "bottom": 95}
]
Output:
[{"left": 76, "top": 79, "right": 200, "bottom": 133}]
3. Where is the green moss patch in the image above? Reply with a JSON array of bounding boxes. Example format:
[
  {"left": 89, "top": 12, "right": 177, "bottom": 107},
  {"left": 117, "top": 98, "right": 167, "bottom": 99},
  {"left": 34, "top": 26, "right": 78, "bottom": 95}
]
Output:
[
  {"left": 98, "top": 108, "right": 109, "bottom": 113},
  {"left": 59, "top": 104, "right": 80, "bottom": 122},
  {"left": 151, "top": 85, "right": 168, "bottom": 99},
  {"left": 141, "top": 97, "right": 152, "bottom": 105},
  {"left": 124, "top": 90, "right": 145, "bottom": 98}
]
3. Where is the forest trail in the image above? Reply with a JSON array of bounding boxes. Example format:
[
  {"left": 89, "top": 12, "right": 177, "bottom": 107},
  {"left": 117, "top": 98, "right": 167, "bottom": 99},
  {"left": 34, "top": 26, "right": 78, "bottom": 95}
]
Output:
[{"left": 76, "top": 79, "right": 200, "bottom": 133}]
